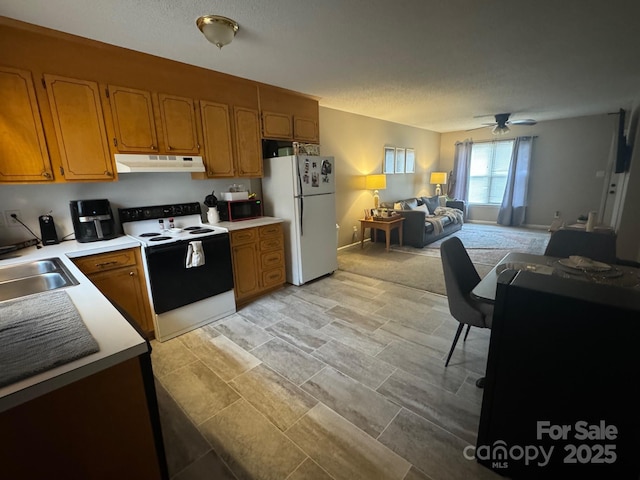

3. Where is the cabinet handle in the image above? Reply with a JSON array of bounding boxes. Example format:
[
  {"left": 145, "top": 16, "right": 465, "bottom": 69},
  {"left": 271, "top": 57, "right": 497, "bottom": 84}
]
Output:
[
  {"left": 95, "top": 261, "right": 118, "bottom": 267},
  {"left": 129, "top": 271, "right": 135, "bottom": 276},
  {"left": 42, "top": 171, "right": 52, "bottom": 179},
  {"left": 104, "top": 171, "right": 113, "bottom": 177},
  {"left": 167, "top": 145, "right": 172, "bottom": 151},
  {"left": 152, "top": 145, "right": 157, "bottom": 150}
]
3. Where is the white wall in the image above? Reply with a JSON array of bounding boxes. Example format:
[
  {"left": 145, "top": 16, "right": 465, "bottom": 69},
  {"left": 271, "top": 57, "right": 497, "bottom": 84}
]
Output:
[
  {"left": 0, "top": 175, "right": 261, "bottom": 244},
  {"left": 319, "top": 107, "right": 440, "bottom": 247},
  {"left": 440, "top": 114, "right": 616, "bottom": 226}
]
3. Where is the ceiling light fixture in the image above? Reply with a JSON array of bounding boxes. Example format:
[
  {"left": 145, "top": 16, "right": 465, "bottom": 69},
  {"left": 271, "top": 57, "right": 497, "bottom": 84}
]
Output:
[
  {"left": 196, "top": 15, "right": 239, "bottom": 49},
  {"left": 492, "top": 124, "right": 510, "bottom": 135}
]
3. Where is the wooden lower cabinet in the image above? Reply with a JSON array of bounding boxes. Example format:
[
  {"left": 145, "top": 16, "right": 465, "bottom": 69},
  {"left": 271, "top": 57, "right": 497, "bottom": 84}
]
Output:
[
  {"left": 230, "top": 223, "right": 285, "bottom": 305},
  {"left": 72, "top": 248, "right": 154, "bottom": 337},
  {"left": 0, "top": 355, "right": 168, "bottom": 480}
]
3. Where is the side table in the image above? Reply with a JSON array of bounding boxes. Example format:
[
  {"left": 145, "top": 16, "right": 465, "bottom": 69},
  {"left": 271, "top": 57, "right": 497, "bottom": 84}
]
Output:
[{"left": 360, "top": 217, "right": 404, "bottom": 252}]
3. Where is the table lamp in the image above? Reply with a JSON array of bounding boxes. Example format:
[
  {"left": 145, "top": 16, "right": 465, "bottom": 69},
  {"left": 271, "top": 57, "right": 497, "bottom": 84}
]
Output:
[
  {"left": 430, "top": 172, "right": 447, "bottom": 196},
  {"left": 365, "top": 174, "right": 387, "bottom": 208}
]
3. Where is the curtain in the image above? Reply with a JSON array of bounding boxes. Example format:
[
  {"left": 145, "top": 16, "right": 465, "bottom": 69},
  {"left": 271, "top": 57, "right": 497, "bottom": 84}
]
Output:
[
  {"left": 497, "top": 136, "right": 534, "bottom": 226},
  {"left": 451, "top": 139, "right": 472, "bottom": 201}
]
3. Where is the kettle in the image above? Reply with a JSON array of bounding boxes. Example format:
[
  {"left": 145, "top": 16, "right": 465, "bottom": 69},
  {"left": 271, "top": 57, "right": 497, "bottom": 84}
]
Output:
[{"left": 204, "top": 190, "right": 219, "bottom": 224}]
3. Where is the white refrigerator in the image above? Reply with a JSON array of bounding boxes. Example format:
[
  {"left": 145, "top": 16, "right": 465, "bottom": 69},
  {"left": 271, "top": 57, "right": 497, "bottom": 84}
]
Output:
[{"left": 262, "top": 155, "right": 338, "bottom": 286}]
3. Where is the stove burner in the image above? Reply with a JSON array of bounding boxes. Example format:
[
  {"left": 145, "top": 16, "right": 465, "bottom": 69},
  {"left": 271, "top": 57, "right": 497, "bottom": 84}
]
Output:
[
  {"left": 149, "top": 236, "right": 172, "bottom": 241},
  {"left": 140, "top": 232, "right": 161, "bottom": 237},
  {"left": 183, "top": 226, "right": 201, "bottom": 231},
  {"left": 189, "top": 228, "right": 214, "bottom": 234}
]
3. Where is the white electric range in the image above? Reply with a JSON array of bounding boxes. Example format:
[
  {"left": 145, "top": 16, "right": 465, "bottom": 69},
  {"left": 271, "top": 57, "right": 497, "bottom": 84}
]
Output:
[{"left": 119, "top": 202, "right": 235, "bottom": 342}]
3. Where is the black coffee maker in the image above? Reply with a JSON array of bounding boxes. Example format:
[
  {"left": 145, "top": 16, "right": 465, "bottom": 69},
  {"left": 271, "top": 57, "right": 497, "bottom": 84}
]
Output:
[{"left": 69, "top": 199, "right": 117, "bottom": 243}]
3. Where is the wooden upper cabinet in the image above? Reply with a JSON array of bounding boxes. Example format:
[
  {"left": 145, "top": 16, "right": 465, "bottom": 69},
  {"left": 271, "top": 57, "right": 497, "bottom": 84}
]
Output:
[
  {"left": 198, "top": 100, "right": 234, "bottom": 177},
  {"left": 107, "top": 86, "right": 199, "bottom": 155},
  {"left": 157, "top": 93, "right": 199, "bottom": 154},
  {"left": 233, "top": 106, "right": 263, "bottom": 177},
  {"left": 262, "top": 111, "right": 293, "bottom": 140},
  {"left": 0, "top": 66, "right": 53, "bottom": 182},
  {"left": 294, "top": 116, "right": 319, "bottom": 143},
  {"left": 258, "top": 86, "right": 319, "bottom": 143},
  {"left": 43, "top": 74, "right": 115, "bottom": 181},
  {"left": 106, "top": 85, "right": 158, "bottom": 153}
]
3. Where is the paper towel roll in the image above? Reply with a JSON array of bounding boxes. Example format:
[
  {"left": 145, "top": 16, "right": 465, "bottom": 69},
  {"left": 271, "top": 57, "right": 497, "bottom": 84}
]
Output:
[{"left": 586, "top": 211, "right": 597, "bottom": 232}]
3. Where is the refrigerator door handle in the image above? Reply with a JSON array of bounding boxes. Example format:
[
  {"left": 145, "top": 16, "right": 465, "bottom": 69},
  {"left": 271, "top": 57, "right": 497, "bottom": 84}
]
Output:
[{"left": 299, "top": 196, "right": 304, "bottom": 236}]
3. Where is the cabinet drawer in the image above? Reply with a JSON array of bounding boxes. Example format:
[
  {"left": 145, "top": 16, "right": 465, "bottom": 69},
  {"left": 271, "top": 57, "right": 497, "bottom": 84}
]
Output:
[
  {"left": 259, "top": 223, "right": 282, "bottom": 237},
  {"left": 260, "top": 236, "right": 283, "bottom": 252},
  {"left": 261, "top": 250, "right": 283, "bottom": 269},
  {"left": 72, "top": 249, "right": 137, "bottom": 274},
  {"left": 230, "top": 228, "right": 258, "bottom": 245},
  {"left": 262, "top": 267, "right": 285, "bottom": 288}
]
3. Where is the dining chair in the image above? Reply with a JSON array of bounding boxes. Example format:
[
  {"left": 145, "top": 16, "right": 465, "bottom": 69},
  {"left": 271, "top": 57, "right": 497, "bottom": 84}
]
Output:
[
  {"left": 544, "top": 229, "right": 617, "bottom": 264},
  {"left": 440, "top": 237, "right": 493, "bottom": 370}
]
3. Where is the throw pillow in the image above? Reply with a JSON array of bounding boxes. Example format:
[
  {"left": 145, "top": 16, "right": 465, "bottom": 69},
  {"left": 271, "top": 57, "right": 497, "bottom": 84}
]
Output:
[
  {"left": 412, "top": 204, "right": 428, "bottom": 213},
  {"left": 421, "top": 195, "right": 440, "bottom": 214},
  {"left": 438, "top": 195, "right": 448, "bottom": 207},
  {"left": 393, "top": 202, "right": 404, "bottom": 210},
  {"left": 404, "top": 198, "right": 418, "bottom": 210}
]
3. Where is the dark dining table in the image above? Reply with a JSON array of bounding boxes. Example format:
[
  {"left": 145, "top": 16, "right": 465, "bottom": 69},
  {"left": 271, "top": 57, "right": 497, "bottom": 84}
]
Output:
[{"left": 471, "top": 251, "right": 640, "bottom": 303}]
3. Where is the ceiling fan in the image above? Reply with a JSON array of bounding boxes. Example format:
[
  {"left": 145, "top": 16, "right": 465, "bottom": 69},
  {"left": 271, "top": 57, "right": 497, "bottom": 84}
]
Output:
[{"left": 469, "top": 113, "right": 537, "bottom": 135}]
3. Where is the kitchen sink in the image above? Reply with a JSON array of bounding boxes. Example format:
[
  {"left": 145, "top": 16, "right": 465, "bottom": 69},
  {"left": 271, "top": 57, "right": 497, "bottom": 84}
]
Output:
[{"left": 0, "top": 258, "right": 79, "bottom": 302}]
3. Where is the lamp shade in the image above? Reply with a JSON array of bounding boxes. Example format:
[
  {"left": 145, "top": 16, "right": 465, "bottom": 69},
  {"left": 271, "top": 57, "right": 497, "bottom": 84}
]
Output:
[
  {"left": 365, "top": 174, "right": 386, "bottom": 190},
  {"left": 196, "top": 15, "right": 239, "bottom": 49},
  {"left": 429, "top": 172, "right": 447, "bottom": 185}
]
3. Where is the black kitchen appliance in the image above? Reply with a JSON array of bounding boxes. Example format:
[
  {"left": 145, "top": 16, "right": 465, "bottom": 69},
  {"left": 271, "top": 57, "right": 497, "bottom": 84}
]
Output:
[
  {"left": 69, "top": 199, "right": 117, "bottom": 243},
  {"left": 217, "top": 199, "right": 263, "bottom": 221},
  {"left": 39, "top": 214, "right": 59, "bottom": 245}
]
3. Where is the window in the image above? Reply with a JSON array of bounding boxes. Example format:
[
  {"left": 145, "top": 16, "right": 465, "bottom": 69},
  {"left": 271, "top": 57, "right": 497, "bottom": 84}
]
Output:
[{"left": 468, "top": 140, "right": 514, "bottom": 204}]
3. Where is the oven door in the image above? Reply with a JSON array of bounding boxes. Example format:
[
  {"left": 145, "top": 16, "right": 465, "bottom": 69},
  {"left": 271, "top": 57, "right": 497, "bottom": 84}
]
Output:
[{"left": 144, "top": 233, "right": 234, "bottom": 314}]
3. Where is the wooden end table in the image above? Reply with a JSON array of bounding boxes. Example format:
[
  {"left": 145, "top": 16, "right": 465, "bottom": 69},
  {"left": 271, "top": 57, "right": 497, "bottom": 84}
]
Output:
[{"left": 360, "top": 217, "right": 404, "bottom": 252}]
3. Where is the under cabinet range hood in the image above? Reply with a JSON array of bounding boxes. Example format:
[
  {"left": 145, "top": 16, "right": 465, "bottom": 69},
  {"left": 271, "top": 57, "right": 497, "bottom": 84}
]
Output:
[{"left": 115, "top": 154, "right": 205, "bottom": 173}]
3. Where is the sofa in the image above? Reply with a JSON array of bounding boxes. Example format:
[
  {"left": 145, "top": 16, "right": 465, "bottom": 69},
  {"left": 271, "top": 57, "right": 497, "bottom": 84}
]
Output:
[{"left": 373, "top": 196, "right": 465, "bottom": 248}]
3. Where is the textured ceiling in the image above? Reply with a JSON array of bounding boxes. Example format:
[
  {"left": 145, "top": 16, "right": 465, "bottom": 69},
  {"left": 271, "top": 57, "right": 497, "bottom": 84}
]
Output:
[{"left": 2, "top": 0, "right": 639, "bottom": 132}]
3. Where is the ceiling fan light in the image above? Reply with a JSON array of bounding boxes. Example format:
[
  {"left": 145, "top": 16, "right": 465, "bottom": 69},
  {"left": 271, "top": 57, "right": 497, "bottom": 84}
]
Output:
[
  {"left": 492, "top": 124, "right": 510, "bottom": 135},
  {"left": 196, "top": 15, "right": 239, "bottom": 49}
]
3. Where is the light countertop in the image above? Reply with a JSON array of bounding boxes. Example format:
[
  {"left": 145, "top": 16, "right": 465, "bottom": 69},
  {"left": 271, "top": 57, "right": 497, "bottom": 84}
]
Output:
[
  {"left": 0, "top": 236, "right": 147, "bottom": 412},
  {"left": 213, "top": 217, "right": 284, "bottom": 231}
]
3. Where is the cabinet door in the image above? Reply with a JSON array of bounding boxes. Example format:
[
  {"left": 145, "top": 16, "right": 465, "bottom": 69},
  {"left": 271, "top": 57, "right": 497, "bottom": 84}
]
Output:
[
  {"left": 44, "top": 74, "right": 115, "bottom": 180},
  {"left": 0, "top": 66, "right": 53, "bottom": 182},
  {"left": 157, "top": 93, "right": 199, "bottom": 154},
  {"left": 294, "top": 116, "right": 319, "bottom": 143},
  {"left": 262, "top": 111, "right": 292, "bottom": 140},
  {"left": 89, "top": 265, "right": 154, "bottom": 336},
  {"left": 200, "top": 100, "right": 234, "bottom": 177},
  {"left": 107, "top": 85, "right": 158, "bottom": 152},
  {"left": 233, "top": 107, "right": 263, "bottom": 177},
  {"left": 231, "top": 242, "right": 261, "bottom": 301}
]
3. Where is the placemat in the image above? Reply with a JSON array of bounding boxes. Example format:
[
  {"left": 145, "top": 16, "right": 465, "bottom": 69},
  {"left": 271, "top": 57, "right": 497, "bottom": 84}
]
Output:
[{"left": 0, "top": 290, "right": 100, "bottom": 388}]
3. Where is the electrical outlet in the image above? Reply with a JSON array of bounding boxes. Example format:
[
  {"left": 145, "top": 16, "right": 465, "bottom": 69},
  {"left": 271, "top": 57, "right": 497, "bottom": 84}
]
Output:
[
  {"left": 352, "top": 225, "right": 358, "bottom": 232},
  {"left": 6, "top": 210, "right": 21, "bottom": 227},
  {"left": 554, "top": 211, "right": 560, "bottom": 218}
]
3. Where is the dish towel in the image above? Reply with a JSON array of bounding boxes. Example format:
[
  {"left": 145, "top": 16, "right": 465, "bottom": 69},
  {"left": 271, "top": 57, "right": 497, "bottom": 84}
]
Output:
[{"left": 185, "top": 240, "right": 205, "bottom": 268}]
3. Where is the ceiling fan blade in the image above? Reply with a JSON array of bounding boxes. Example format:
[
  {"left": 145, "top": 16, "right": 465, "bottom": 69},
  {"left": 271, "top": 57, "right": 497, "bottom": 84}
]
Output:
[
  {"left": 509, "top": 119, "right": 537, "bottom": 125},
  {"left": 465, "top": 125, "right": 491, "bottom": 132}
]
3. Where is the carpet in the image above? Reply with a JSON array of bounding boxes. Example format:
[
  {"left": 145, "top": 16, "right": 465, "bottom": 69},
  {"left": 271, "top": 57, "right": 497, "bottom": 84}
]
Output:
[{"left": 338, "top": 223, "right": 550, "bottom": 295}]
